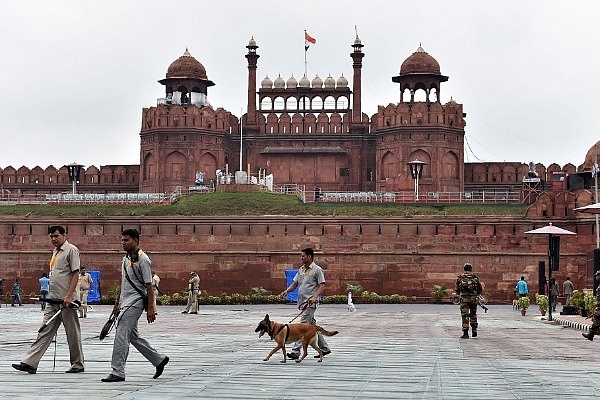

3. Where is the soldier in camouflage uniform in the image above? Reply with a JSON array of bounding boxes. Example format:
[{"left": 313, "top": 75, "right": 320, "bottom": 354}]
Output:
[
  {"left": 582, "top": 270, "right": 600, "bottom": 341},
  {"left": 456, "top": 263, "right": 483, "bottom": 339}
]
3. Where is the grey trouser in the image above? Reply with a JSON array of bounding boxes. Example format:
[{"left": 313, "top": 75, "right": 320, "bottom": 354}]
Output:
[
  {"left": 184, "top": 290, "right": 199, "bottom": 313},
  {"left": 79, "top": 288, "right": 89, "bottom": 316},
  {"left": 291, "top": 306, "right": 330, "bottom": 354},
  {"left": 22, "top": 304, "right": 84, "bottom": 369},
  {"left": 110, "top": 306, "right": 165, "bottom": 378}
]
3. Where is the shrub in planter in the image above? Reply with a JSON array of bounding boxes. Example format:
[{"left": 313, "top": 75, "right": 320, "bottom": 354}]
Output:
[
  {"left": 431, "top": 285, "right": 450, "bottom": 303},
  {"left": 535, "top": 294, "right": 548, "bottom": 315},
  {"left": 156, "top": 295, "right": 171, "bottom": 306},
  {"left": 584, "top": 292, "right": 598, "bottom": 314},
  {"left": 518, "top": 296, "right": 530, "bottom": 311},
  {"left": 322, "top": 295, "right": 347, "bottom": 304},
  {"left": 570, "top": 290, "right": 585, "bottom": 309}
]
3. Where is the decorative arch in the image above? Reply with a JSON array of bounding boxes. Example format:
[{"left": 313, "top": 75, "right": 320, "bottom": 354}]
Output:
[
  {"left": 442, "top": 151, "right": 459, "bottom": 179},
  {"left": 143, "top": 153, "right": 157, "bottom": 180},
  {"left": 165, "top": 151, "right": 187, "bottom": 180},
  {"left": 381, "top": 151, "right": 397, "bottom": 180},
  {"left": 198, "top": 152, "right": 218, "bottom": 179},
  {"left": 407, "top": 149, "right": 432, "bottom": 178}
]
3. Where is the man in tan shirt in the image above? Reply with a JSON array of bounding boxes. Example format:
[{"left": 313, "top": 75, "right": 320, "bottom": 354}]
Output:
[
  {"left": 182, "top": 272, "right": 200, "bottom": 314},
  {"left": 77, "top": 267, "right": 93, "bottom": 318}
]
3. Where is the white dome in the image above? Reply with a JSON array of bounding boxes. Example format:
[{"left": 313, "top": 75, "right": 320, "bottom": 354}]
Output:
[
  {"left": 324, "top": 74, "right": 336, "bottom": 88},
  {"left": 299, "top": 75, "right": 311, "bottom": 88},
  {"left": 286, "top": 75, "right": 298, "bottom": 88},
  {"left": 274, "top": 74, "right": 285, "bottom": 88},
  {"left": 336, "top": 74, "right": 348, "bottom": 87},
  {"left": 311, "top": 75, "right": 323, "bottom": 88},
  {"left": 248, "top": 36, "right": 257, "bottom": 47},
  {"left": 261, "top": 75, "right": 273, "bottom": 89}
]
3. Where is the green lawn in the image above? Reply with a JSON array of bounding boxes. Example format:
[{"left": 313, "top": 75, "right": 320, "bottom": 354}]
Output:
[{"left": 0, "top": 192, "right": 529, "bottom": 217}]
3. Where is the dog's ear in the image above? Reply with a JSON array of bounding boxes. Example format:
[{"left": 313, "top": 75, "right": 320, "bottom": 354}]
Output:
[{"left": 265, "top": 314, "right": 269, "bottom": 321}]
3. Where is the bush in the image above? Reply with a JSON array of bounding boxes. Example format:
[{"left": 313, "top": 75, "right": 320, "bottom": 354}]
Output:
[
  {"left": 584, "top": 292, "right": 598, "bottom": 311},
  {"left": 346, "top": 284, "right": 363, "bottom": 295},
  {"left": 570, "top": 290, "right": 585, "bottom": 309},
  {"left": 322, "top": 295, "right": 347, "bottom": 304},
  {"left": 156, "top": 295, "right": 171, "bottom": 305},
  {"left": 535, "top": 294, "right": 548, "bottom": 312},
  {"left": 518, "top": 296, "right": 530, "bottom": 310}
]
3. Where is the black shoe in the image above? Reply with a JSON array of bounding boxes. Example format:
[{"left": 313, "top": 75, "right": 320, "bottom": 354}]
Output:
[
  {"left": 286, "top": 352, "right": 299, "bottom": 360},
  {"left": 583, "top": 332, "right": 595, "bottom": 341},
  {"left": 189, "top": 312, "right": 198, "bottom": 314},
  {"left": 181, "top": 311, "right": 188, "bottom": 314},
  {"left": 101, "top": 374, "right": 125, "bottom": 382},
  {"left": 460, "top": 330, "right": 469, "bottom": 339},
  {"left": 65, "top": 367, "right": 84, "bottom": 373},
  {"left": 314, "top": 350, "right": 331, "bottom": 358},
  {"left": 153, "top": 356, "right": 169, "bottom": 379},
  {"left": 471, "top": 329, "right": 478, "bottom": 338},
  {"left": 12, "top": 363, "right": 37, "bottom": 374}
]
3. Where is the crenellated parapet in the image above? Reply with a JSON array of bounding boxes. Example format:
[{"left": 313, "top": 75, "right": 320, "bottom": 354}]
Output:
[{"left": 141, "top": 104, "right": 238, "bottom": 133}]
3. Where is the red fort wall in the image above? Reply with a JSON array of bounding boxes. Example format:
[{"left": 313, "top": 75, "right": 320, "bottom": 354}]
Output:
[{"left": 0, "top": 216, "right": 595, "bottom": 303}]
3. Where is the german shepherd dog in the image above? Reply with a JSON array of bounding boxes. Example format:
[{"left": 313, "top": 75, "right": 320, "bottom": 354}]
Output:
[{"left": 255, "top": 314, "right": 338, "bottom": 363}]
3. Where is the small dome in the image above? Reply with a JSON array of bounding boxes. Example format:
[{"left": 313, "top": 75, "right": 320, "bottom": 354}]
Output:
[
  {"left": 273, "top": 74, "right": 285, "bottom": 88},
  {"left": 324, "top": 74, "right": 336, "bottom": 88},
  {"left": 336, "top": 74, "right": 348, "bottom": 87},
  {"left": 261, "top": 75, "right": 273, "bottom": 89},
  {"left": 400, "top": 46, "right": 441, "bottom": 75},
  {"left": 353, "top": 35, "right": 362, "bottom": 47},
  {"left": 299, "top": 75, "right": 311, "bottom": 88},
  {"left": 286, "top": 75, "right": 298, "bottom": 88},
  {"left": 311, "top": 75, "right": 323, "bottom": 88},
  {"left": 166, "top": 48, "right": 208, "bottom": 80},
  {"left": 248, "top": 36, "right": 257, "bottom": 47}
]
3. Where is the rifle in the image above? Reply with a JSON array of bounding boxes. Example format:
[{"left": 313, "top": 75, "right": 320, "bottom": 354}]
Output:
[{"left": 477, "top": 295, "right": 488, "bottom": 313}]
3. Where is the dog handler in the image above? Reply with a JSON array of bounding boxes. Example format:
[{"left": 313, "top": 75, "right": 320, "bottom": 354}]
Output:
[{"left": 280, "top": 247, "right": 332, "bottom": 359}]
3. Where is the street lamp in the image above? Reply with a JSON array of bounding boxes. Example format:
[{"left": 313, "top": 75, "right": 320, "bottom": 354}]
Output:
[
  {"left": 407, "top": 159, "right": 426, "bottom": 202},
  {"left": 525, "top": 223, "right": 576, "bottom": 321},
  {"left": 66, "top": 162, "right": 84, "bottom": 195}
]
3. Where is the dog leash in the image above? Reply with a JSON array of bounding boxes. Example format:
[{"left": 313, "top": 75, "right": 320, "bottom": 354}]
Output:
[{"left": 288, "top": 300, "right": 310, "bottom": 323}]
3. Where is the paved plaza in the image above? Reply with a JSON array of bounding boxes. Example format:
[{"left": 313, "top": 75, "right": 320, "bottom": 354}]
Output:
[{"left": 0, "top": 303, "right": 597, "bottom": 399}]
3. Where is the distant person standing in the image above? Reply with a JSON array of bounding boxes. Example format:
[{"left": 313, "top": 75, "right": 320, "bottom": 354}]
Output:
[
  {"left": 182, "top": 272, "right": 200, "bottom": 314},
  {"left": 549, "top": 277, "right": 559, "bottom": 312},
  {"left": 516, "top": 276, "right": 529, "bottom": 298},
  {"left": 39, "top": 273, "right": 50, "bottom": 310},
  {"left": 563, "top": 277, "right": 574, "bottom": 306},
  {"left": 11, "top": 278, "right": 22, "bottom": 306},
  {"left": 77, "top": 267, "right": 93, "bottom": 318}
]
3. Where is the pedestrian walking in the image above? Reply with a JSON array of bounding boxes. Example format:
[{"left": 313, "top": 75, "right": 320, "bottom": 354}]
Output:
[
  {"left": 280, "top": 247, "right": 332, "bottom": 359},
  {"left": 11, "top": 278, "right": 22, "bottom": 306},
  {"left": 456, "top": 263, "right": 483, "bottom": 339},
  {"left": 77, "top": 267, "right": 93, "bottom": 318},
  {"left": 101, "top": 229, "right": 169, "bottom": 382},
  {"left": 563, "top": 277, "right": 574, "bottom": 306},
  {"left": 182, "top": 272, "right": 200, "bottom": 314},
  {"left": 12, "top": 225, "right": 84, "bottom": 374},
  {"left": 39, "top": 273, "right": 50, "bottom": 310}
]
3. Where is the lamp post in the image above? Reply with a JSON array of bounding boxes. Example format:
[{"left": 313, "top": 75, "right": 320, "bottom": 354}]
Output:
[
  {"left": 407, "top": 159, "right": 426, "bottom": 202},
  {"left": 525, "top": 223, "right": 576, "bottom": 321},
  {"left": 66, "top": 162, "right": 84, "bottom": 195}
]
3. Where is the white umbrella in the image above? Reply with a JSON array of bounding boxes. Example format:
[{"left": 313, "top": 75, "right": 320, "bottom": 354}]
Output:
[
  {"left": 574, "top": 202, "right": 600, "bottom": 214},
  {"left": 524, "top": 223, "right": 576, "bottom": 236}
]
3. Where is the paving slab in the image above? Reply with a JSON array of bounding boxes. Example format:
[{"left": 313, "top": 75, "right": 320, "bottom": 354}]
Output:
[{"left": 0, "top": 303, "right": 597, "bottom": 399}]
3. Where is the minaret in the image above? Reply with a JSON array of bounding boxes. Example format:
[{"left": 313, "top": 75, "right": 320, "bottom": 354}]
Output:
[
  {"left": 245, "top": 37, "right": 259, "bottom": 127},
  {"left": 350, "top": 34, "right": 364, "bottom": 128}
]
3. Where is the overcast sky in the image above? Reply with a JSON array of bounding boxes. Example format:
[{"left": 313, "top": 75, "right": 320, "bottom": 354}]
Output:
[{"left": 1, "top": 1, "right": 599, "bottom": 171}]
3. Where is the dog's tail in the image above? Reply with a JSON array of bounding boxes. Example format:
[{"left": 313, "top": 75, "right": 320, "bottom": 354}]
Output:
[{"left": 318, "top": 327, "right": 339, "bottom": 337}]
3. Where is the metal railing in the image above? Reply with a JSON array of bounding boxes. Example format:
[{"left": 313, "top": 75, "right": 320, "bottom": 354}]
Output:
[{"left": 314, "top": 190, "right": 522, "bottom": 204}]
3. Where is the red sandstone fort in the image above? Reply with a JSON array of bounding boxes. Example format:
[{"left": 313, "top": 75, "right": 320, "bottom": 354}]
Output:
[{"left": 1, "top": 36, "right": 599, "bottom": 302}]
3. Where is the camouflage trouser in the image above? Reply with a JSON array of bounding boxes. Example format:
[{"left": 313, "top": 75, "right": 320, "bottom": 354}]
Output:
[
  {"left": 460, "top": 295, "right": 478, "bottom": 330},
  {"left": 591, "top": 309, "right": 600, "bottom": 334}
]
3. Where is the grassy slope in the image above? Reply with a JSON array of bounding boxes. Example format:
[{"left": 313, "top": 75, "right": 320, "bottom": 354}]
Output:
[{"left": 0, "top": 192, "right": 529, "bottom": 217}]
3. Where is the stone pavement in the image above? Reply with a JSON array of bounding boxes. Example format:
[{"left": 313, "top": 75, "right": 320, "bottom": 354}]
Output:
[{"left": 0, "top": 303, "right": 598, "bottom": 400}]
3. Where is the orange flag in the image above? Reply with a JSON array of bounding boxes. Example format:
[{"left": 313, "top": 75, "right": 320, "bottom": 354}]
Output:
[{"left": 304, "top": 31, "right": 316, "bottom": 51}]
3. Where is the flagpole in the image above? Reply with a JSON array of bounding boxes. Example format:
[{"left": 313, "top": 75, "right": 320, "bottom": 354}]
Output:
[
  {"left": 594, "top": 143, "right": 600, "bottom": 249},
  {"left": 240, "top": 108, "right": 243, "bottom": 173},
  {"left": 304, "top": 31, "right": 308, "bottom": 77}
]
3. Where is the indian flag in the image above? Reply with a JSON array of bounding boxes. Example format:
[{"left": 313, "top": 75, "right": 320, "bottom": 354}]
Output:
[{"left": 305, "top": 31, "right": 316, "bottom": 51}]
